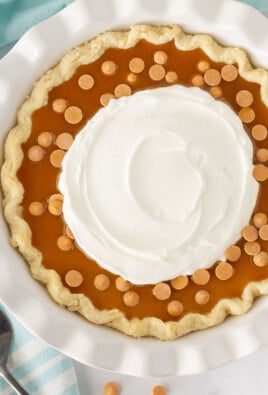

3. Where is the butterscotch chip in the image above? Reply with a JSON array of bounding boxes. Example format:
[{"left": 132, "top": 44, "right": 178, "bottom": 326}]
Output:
[
  {"left": 37, "top": 132, "right": 54, "bottom": 148},
  {"left": 48, "top": 193, "right": 63, "bottom": 204},
  {"left": 259, "top": 224, "right": 268, "bottom": 240},
  {"left": 100, "top": 93, "right": 115, "bottom": 107},
  {"left": 27, "top": 145, "right": 45, "bottom": 162},
  {"left": 225, "top": 245, "right": 241, "bottom": 262},
  {"left": 129, "top": 57, "right": 145, "bottom": 73},
  {"left": 153, "top": 51, "right": 168, "bottom": 65},
  {"left": 152, "top": 283, "right": 171, "bottom": 300},
  {"left": 50, "top": 149, "right": 65, "bottom": 168},
  {"left": 197, "top": 60, "right": 210, "bottom": 73},
  {"left": 236, "top": 90, "right": 253, "bottom": 107},
  {"left": 115, "top": 277, "right": 131, "bottom": 292},
  {"left": 149, "top": 64, "right": 165, "bottom": 81},
  {"left": 257, "top": 148, "right": 268, "bottom": 162},
  {"left": 103, "top": 381, "right": 120, "bottom": 395},
  {"left": 209, "top": 86, "right": 223, "bottom": 98},
  {"left": 242, "top": 225, "right": 258, "bottom": 242},
  {"left": 114, "top": 84, "right": 132, "bottom": 98},
  {"left": 192, "top": 269, "right": 210, "bottom": 285},
  {"left": 215, "top": 262, "right": 234, "bottom": 281},
  {"left": 195, "top": 290, "right": 210, "bottom": 305},
  {"left": 78, "top": 74, "right": 94, "bottom": 90},
  {"left": 48, "top": 199, "right": 63, "bottom": 216},
  {"left": 65, "top": 270, "right": 83, "bottom": 287},
  {"left": 253, "top": 251, "right": 268, "bottom": 267},
  {"left": 57, "top": 235, "right": 73, "bottom": 251},
  {"left": 101, "top": 61, "right": 117, "bottom": 76},
  {"left": 127, "top": 73, "right": 138, "bottom": 83},
  {"left": 221, "top": 64, "right": 238, "bottom": 81},
  {"left": 191, "top": 74, "right": 204, "bottom": 87},
  {"left": 28, "top": 202, "right": 45, "bottom": 216},
  {"left": 244, "top": 241, "right": 261, "bottom": 256},
  {"left": 65, "top": 225, "right": 75, "bottom": 240},
  {"left": 123, "top": 291, "right": 140, "bottom": 307},
  {"left": 165, "top": 71, "right": 178, "bottom": 83},
  {"left": 52, "top": 98, "right": 68, "bottom": 113},
  {"left": 253, "top": 212, "right": 268, "bottom": 228},
  {"left": 94, "top": 274, "right": 110, "bottom": 291},
  {"left": 167, "top": 300, "right": 184, "bottom": 317},
  {"left": 170, "top": 275, "right": 189, "bottom": 290},
  {"left": 253, "top": 164, "right": 268, "bottom": 182},
  {"left": 56, "top": 133, "right": 74, "bottom": 150},
  {"left": 64, "top": 106, "right": 83, "bottom": 124},
  {"left": 204, "top": 68, "right": 221, "bottom": 86},
  {"left": 239, "top": 107, "right": 255, "bottom": 123},
  {"left": 152, "top": 385, "right": 167, "bottom": 395},
  {"left": 251, "top": 124, "right": 267, "bottom": 141}
]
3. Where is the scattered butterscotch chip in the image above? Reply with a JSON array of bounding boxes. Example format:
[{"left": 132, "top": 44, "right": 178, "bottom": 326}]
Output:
[
  {"left": 57, "top": 235, "right": 73, "bottom": 251},
  {"left": 78, "top": 74, "right": 94, "bottom": 90},
  {"left": 192, "top": 269, "right": 210, "bottom": 285},
  {"left": 127, "top": 73, "right": 138, "bottom": 83},
  {"left": 204, "top": 68, "right": 221, "bottom": 86},
  {"left": 152, "top": 384, "right": 167, "bottom": 395},
  {"left": 65, "top": 225, "right": 75, "bottom": 240},
  {"left": 100, "top": 93, "right": 115, "bottom": 107},
  {"left": 251, "top": 124, "right": 267, "bottom": 141},
  {"left": 28, "top": 201, "right": 45, "bottom": 216},
  {"left": 253, "top": 251, "right": 268, "bottom": 267},
  {"left": 253, "top": 213, "right": 267, "bottom": 228},
  {"left": 239, "top": 107, "right": 255, "bottom": 123},
  {"left": 259, "top": 224, "right": 268, "bottom": 240},
  {"left": 48, "top": 199, "right": 63, "bottom": 216},
  {"left": 257, "top": 148, "right": 268, "bottom": 163},
  {"left": 149, "top": 64, "right": 165, "bottom": 81},
  {"left": 52, "top": 98, "right": 68, "bottom": 113},
  {"left": 215, "top": 262, "right": 234, "bottom": 281},
  {"left": 27, "top": 145, "right": 45, "bottom": 162},
  {"left": 152, "top": 283, "right": 171, "bottom": 300},
  {"left": 103, "top": 381, "right": 120, "bottom": 395},
  {"left": 244, "top": 241, "right": 261, "bottom": 256},
  {"left": 165, "top": 71, "right": 178, "bottom": 83},
  {"left": 65, "top": 270, "right": 83, "bottom": 288},
  {"left": 221, "top": 64, "right": 238, "bottom": 81},
  {"left": 170, "top": 275, "right": 189, "bottom": 290},
  {"left": 50, "top": 149, "right": 65, "bottom": 168},
  {"left": 115, "top": 277, "right": 131, "bottom": 292},
  {"left": 191, "top": 74, "right": 204, "bottom": 87},
  {"left": 253, "top": 164, "right": 268, "bottom": 182},
  {"left": 56, "top": 133, "right": 74, "bottom": 150},
  {"left": 225, "top": 245, "right": 241, "bottom": 262},
  {"left": 197, "top": 60, "right": 210, "bottom": 73},
  {"left": 114, "top": 84, "right": 132, "bottom": 98},
  {"left": 195, "top": 290, "right": 210, "bottom": 305},
  {"left": 64, "top": 106, "right": 83, "bottom": 124},
  {"left": 48, "top": 193, "right": 63, "bottom": 204},
  {"left": 154, "top": 51, "right": 168, "bottom": 65},
  {"left": 101, "top": 61, "right": 117, "bottom": 76},
  {"left": 37, "top": 132, "right": 54, "bottom": 148},
  {"left": 167, "top": 300, "right": 184, "bottom": 317},
  {"left": 123, "top": 291, "right": 140, "bottom": 307},
  {"left": 129, "top": 57, "right": 145, "bottom": 73},
  {"left": 94, "top": 274, "right": 110, "bottom": 291},
  {"left": 236, "top": 90, "right": 254, "bottom": 108},
  {"left": 209, "top": 86, "right": 223, "bottom": 98},
  {"left": 242, "top": 225, "right": 258, "bottom": 242}
]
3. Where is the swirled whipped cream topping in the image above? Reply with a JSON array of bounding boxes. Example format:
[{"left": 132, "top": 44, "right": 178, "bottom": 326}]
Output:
[{"left": 59, "top": 85, "right": 259, "bottom": 285}]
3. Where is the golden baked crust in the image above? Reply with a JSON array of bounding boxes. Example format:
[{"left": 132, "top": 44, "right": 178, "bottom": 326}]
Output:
[{"left": 2, "top": 24, "right": 268, "bottom": 340}]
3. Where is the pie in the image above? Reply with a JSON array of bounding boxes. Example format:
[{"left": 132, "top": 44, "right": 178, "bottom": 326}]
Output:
[{"left": 2, "top": 24, "right": 268, "bottom": 340}]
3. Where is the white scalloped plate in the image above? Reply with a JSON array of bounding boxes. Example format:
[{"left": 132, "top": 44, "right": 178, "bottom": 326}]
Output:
[{"left": 1, "top": 0, "right": 268, "bottom": 377}]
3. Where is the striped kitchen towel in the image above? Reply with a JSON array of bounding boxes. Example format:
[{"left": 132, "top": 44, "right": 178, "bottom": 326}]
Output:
[{"left": 0, "top": 305, "right": 80, "bottom": 395}]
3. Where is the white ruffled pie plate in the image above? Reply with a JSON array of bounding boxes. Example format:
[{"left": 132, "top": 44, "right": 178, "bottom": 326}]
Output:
[{"left": 1, "top": 0, "right": 268, "bottom": 377}]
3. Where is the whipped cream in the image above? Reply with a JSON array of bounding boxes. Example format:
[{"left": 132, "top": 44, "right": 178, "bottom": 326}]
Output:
[{"left": 59, "top": 85, "right": 259, "bottom": 285}]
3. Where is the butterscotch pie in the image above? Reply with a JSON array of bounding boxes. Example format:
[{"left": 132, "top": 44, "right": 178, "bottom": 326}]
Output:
[{"left": 3, "top": 25, "right": 268, "bottom": 340}]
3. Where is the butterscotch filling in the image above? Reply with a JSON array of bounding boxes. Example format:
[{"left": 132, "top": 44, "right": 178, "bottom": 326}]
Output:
[{"left": 18, "top": 40, "right": 268, "bottom": 322}]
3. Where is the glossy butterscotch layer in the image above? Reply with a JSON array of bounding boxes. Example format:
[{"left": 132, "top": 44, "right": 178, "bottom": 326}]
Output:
[{"left": 18, "top": 40, "right": 268, "bottom": 321}]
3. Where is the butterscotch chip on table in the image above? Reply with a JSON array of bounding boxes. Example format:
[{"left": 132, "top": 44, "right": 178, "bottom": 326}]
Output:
[
  {"left": 149, "top": 64, "right": 165, "bottom": 81},
  {"left": 210, "top": 86, "right": 222, "bottom": 98},
  {"left": 48, "top": 193, "right": 63, "bottom": 204},
  {"left": 50, "top": 149, "right": 65, "bottom": 168},
  {"left": 191, "top": 74, "right": 204, "bottom": 87},
  {"left": 152, "top": 283, "right": 171, "bottom": 300},
  {"left": 257, "top": 148, "right": 268, "bottom": 162},
  {"left": 259, "top": 224, "right": 268, "bottom": 240},
  {"left": 115, "top": 277, "right": 131, "bottom": 292},
  {"left": 236, "top": 90, "right": 254, "bottom": 107},
  {"left": 28, "top": 202, "right": 45, "bottom": 216},
  {"left": 251, "top": 124, "right": 267, "bottom": 141},
  {"left": 48, "top": 199, "right": 63, "bottom": 216},
  {"left": 27, "top": 145, "right": 45, "bottom": 162},
  {"left": 195, "top": 290, "right": 210, "bottom": 305},
  {"left": 52, "top": 98, "right": 68, "bottom": 113},
  {"left": 57, "top": 235, "right": 73, "bottom": 251},
  {"left": 165, "top": 71, "right": 178, "bottom": 83},
  {"left": 100, "top": 93, "right": 115, "bottom": 107},
  {"left": 123, "top": 291, "right": 140, "bottom": 307},
  {"left": 64, "top": 106, "right": 83, "bottom": 124},
  {"left": 197, "top": 60, "right": 210, "bottom": 73},
  {"left": 78, "top": 74, "right": 94, "bottom": 90},
  {"left": 65, "top": 270, "right": 83, "bottom": 288},
  {"left": 239, "top": 107, "right": 255, "bottom": 123},
  {"left": 56, "top": 133, "right": 74, "bottom": 150},
  {"left": 129, "top": 57, "right": 145, "bottom": 73},
  {"left": 170, "top": 275, "right": 189, "bottom": 290},
  {"left": 242, "top": 225, "right": 258, "bottom": 242},
  {"left": 215, "top": 262, "right": 234, "bottom": 281},
  {"left": 152, "top": 384, "right": 167, "bottom": 395},
  {"left": 65, "top": 225, "right": 74, "bottom": 240},
  {"left": 167, "top": 300, "right": 184, "bottom": 317},
  {"left": 153, "top": 50, "right": 168, "bottom": 65},
  {"left": 103, "top": 381, "right": 120, "bottom": 395},
  {"left": 94, "top": 274, "right": 110, "bottom": 291},
  {"left": 114, "top": 84, "right": 131, "bottom": 98},
  {"left": 225, "top": 245, "right": 241, "bottom": 262},
  {"left": 221, "top": 64, "right": 238, "bottom": 81},
  {"left": 244, "top": 241, "right": 261, "bottom": 256},
  {"left": 192, "top": 269, "right": 210, "bottom": 285},
  {"left": 253, "top": 251, "right": 268, "bottom": 267},
  {"left": 127, "top": 73, "right": 138, "bottom": 83},
  {"left": 253, "top": 213, "right": 268, "bottom": 228},
  {"left": 253, "top": 164, "right": 268, "bottom": 182},
  {"left": 204, "top": 68, "right": 221, "bottom": 86},
  {"left": 37, "top": 132, "right": 54, "bottom": 148},
  {"left": 101, "top": 60, "right": 117, "bottom": 76}
]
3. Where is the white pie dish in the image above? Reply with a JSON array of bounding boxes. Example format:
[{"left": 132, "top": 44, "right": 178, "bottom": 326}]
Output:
[{"left": 1, "top": 0, "right": 268, "bottom": 377}]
